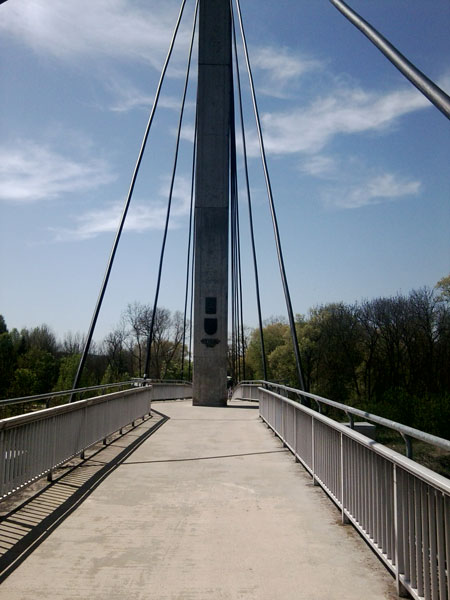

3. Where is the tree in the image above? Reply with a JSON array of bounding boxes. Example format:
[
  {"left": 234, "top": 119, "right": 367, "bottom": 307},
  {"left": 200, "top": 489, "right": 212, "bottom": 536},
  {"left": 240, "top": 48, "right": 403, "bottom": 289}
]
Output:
[
  {"left": 246, "top": 318, "right": 288, "bottom": 381},
  {"left": 435, "top": 274, "right": 450, "bottom": 303},
  {"left": 0, "top": 315, "right": 7, "bottom": 335},
  {"left": 0, "top": 323, "right": 15, "bottom": 398}
]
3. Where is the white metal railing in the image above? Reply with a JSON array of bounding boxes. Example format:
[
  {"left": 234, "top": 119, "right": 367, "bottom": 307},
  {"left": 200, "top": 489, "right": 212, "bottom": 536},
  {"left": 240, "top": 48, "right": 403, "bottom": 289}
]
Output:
[
  {"left": 0, "top": 382, "right": 192, "bottom": 500},
  {"left": 233, "top": 382, "right": 450, "bottom": 600},
  {"left": 234, "top": 380, "right": 450, "bottom": 458}
]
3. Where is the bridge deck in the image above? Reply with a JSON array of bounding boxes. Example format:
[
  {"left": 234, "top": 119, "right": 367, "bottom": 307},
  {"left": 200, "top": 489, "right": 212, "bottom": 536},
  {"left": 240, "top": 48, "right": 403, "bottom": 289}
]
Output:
[{"left": 0, "top": 400, "right": 396, "bottom": 599}]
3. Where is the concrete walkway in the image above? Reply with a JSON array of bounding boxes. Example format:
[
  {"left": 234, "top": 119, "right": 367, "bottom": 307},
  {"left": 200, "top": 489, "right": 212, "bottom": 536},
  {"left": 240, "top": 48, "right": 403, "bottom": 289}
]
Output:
[{"left": 0, "top": 400, "right": 397, "bottom": 599}]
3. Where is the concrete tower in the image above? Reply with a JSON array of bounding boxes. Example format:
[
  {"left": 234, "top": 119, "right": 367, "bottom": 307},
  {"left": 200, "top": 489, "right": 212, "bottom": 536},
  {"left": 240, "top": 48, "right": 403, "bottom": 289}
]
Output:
[{"left": 192, "top": 0, "right": 231, "bottom": 406}]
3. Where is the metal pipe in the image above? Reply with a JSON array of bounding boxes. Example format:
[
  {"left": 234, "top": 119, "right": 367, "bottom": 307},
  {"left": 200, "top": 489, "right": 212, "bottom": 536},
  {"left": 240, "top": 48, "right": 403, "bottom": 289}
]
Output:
[{"left": 330, "top": 0, "right": 450, "bottom": 120}]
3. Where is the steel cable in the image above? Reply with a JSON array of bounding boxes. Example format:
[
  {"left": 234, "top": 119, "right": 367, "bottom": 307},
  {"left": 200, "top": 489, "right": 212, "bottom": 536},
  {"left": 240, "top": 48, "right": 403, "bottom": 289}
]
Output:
[
  {"left": 180, "top": 115, "right": 198, "bottom": 380},
  {"left": 143, "top": 0, "right": 199, "bottom": 379},
  {"left": 234, "top": 0, "right": 306, "bottom": 392},
  {"left": 71, "top": 0, "right": 188, "bottom": 398},
  {"left": 231, "top": 2, "right": 267, "bottom": 381}
]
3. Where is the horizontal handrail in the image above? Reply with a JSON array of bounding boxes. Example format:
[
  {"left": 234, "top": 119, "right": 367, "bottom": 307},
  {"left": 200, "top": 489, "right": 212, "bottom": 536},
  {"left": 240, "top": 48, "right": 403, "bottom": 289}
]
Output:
[
  {"left": 0, "top": 386, "right": 153, "bottom": 499},
  {"left": 235, "top": 380, "right": 450, "bottom": 455},
  {"left": 260, "top": 388, "right": 450, "bottom": 494},
  {"left": 0, "top": 379, "right": 193, "bottom": 408},
  {"left": 257, "top": 386, "right": 449, "bottom": 599},
  {"left": 0, "top": 381, "right": 135, "bottom": 407},
  {"left": 0, "top": 381, "right": 192, "bottom": 500}
]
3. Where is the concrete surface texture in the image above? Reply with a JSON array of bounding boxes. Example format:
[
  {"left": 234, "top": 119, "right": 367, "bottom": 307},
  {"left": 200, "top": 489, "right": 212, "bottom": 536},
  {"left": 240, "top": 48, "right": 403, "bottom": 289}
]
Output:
[{"left": 0, "top": 400, "right": 397, "bottom": 599}]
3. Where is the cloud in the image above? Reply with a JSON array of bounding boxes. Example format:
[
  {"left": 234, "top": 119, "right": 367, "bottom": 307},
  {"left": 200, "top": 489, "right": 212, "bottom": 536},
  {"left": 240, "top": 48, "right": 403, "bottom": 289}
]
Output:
[
  {"left": 299, "top": 155, "right": 337, "bottom": 178},
  {"left": 249, "top": 85, "right": 430, "bottom": 156},
  {"left": 323, "top": 173, "right": 421, "bottom": 210},
  {"left": 0, "top": 142, "right": 114, "bottom": 203},
  {"left": 107, "top": 79, "right": 195, "bottom": 113},
  {"left": 0, "top": 0, "right": 189, "bottom": 69},
  {"left": 250, "top": 46, "right": 322, "bottom": 97},
  {"left": 54, "top": 175, "right": 192, "bottom": 241}
]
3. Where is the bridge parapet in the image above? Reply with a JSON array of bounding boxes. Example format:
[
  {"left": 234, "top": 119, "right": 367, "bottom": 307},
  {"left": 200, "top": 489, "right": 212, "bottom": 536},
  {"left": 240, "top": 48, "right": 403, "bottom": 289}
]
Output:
[
  {"left": 0, "top": 382, "right": 193, "bottom": 501},
  {"left": 150, "top": 382, "right": 192, "bottom": 401},
  {"left": 233, "top": 381, "right": 450, "bottom": 600},
  {"left": 0, "top": 386, "right": 154, "bottom": 500}
]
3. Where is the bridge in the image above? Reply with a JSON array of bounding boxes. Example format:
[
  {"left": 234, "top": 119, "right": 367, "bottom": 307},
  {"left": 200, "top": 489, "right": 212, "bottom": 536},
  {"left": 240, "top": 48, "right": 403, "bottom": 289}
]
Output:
[
  {"left": 0, "top": 381, "right": 449, "bottom": 599},
  {"left": 1, "top": 0, "right": 449, "bottom": 599}
]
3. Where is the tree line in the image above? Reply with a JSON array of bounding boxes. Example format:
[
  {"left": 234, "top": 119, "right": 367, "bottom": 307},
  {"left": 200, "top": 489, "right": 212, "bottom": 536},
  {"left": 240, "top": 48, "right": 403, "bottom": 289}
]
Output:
[
  {"left": 244, "top": 277, "right": 450, "bottom": 438},
  {"left": 1, "top": 277, "right": 448, "bottom": 438},
  {"left": 0, "top": 302, "right": 187, "bottom": 400}
]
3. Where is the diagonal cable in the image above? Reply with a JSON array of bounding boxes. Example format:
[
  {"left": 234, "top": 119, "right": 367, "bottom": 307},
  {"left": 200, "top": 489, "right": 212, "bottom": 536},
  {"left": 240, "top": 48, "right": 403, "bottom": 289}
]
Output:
[
  {"left": 71, "top": 0, "right": 188, "bottom": 397},
  {"left": 231, "top": 1, "right": 267, "bottom": 381},
  {"left": 143, "top": 0, "right": 199, "bottom": 379},
  {"left": 234, "top": 0, "right": 306, "bottom": 392},
  {"left": 180, "top": 115, "right": 198, "bottom": 380}
]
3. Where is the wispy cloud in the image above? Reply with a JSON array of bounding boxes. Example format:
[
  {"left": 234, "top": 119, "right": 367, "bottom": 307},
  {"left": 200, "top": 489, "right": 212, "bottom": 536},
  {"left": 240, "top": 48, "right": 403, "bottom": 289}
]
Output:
[
  {"left": 299, "top": 155, "right": 338, "bottom": 178},
  {"left": 250, "top": 46, "right": 322, "bottom": 97},
  {"left": 249, "top": 85, "right": 430, "bottom": 156},
  {"left": 323, "top": 173, "right": 421, "bottom": 210},
  {"left": 0, "top": 0, "right": 188, "bottom": 69},
  {"left": 107, "top": 78, "right": 195, "bottom": 113},
  {"left": 0, "top": 142, "right": 114, "bottom": 203},
  {"left": 299, "top": 151, "right": 421, "bottom": 210},
  {"left": 54, "top": 175, "right": 191, "bottom": 241}
]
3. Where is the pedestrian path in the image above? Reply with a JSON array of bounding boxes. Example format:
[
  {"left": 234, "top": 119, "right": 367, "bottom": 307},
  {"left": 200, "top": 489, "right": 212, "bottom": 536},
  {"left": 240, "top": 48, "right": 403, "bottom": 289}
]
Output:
[{"left": 0, "top": 400, "right": 396, "bottom": 599}]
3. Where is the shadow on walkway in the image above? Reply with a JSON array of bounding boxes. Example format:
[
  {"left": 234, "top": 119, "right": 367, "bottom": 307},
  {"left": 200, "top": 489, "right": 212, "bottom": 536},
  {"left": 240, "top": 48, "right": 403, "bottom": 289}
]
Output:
[{"left": 0, "top": 411, "right": 168, "bottom": 583}]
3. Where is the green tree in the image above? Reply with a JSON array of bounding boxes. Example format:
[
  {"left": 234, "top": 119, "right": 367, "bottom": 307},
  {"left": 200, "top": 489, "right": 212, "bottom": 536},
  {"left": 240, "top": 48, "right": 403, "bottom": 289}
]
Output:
[
  {"left": 0, "top": 325, "right": 16, "bottom": 398},
  {"left": 435, "top": 274, "right": 450, "bottom": 303}
]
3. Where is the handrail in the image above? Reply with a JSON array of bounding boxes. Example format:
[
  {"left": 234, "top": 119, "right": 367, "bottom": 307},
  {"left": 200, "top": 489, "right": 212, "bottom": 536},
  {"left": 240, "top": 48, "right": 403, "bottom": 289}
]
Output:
[
  {"left": 0, "top": 381, "right": 135, "bottom": 407},
  {"left": 260, "top": 388, "right": 450, "bottom": 493},
  {"left": 0, "top": 381, "right": 192, "bottom": 500},
  {"left": 0, "top": 379, "right": 192, "bottom": 408},
  {"left": 235, "top": 380, "right": 450, "bottom": 456},
  {"left": 257, "top": 385, "right": 450, "bottom": 599}
]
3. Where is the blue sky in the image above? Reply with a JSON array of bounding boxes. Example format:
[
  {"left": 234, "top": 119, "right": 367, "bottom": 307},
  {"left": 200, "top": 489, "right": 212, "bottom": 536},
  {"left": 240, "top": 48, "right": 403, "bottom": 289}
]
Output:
[{"left": 1, "top": 0, "right": 449, "bottom": 343}]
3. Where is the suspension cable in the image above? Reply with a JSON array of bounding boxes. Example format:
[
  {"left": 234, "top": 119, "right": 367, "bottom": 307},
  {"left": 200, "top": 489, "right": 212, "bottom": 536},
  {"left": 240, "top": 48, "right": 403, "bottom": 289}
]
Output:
[
  {"left": 230, "top": 94, "right": 239, "bottom": 381},
  {"left": 188, "top": 218, "right": 196, "bottom": 381},
  {"left": 180, "top": 116, "right": 198, "bottom": 380},
  {"left": 234, "top": 0, "right": 306, "bottom": 391},
  {"left": 231, "top": 3, "right": 267, "bottom": 381},
  {"left": 144, "top": 0, "right": 199, "bottom": 380},
  {"left": 230, "top": 84, "right": 246, "bottom": 382},
  {"left": 70, "top": 0, "right": 188, "bottom": 399}
]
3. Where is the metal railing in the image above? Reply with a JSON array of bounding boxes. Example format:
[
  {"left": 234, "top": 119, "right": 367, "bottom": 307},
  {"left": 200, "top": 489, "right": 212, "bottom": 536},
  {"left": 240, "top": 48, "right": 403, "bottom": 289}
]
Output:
[
  {"left": 0, "top": 379, "right": 192, "bottom": 409},
  {"left": 0, "top": 381, "right": 135, "bottom": 413},
  {"left": 233, "top": 382, "right": 450, "bottom": 600},
  {"left": 149, "top": 381, "right": 192, "bottom": 401},
  {"left": 0, "top": 382, "right": 192, "bottom": 500},
  {"left": 234, "top": 381, "right": 450, "bottom": 458}
]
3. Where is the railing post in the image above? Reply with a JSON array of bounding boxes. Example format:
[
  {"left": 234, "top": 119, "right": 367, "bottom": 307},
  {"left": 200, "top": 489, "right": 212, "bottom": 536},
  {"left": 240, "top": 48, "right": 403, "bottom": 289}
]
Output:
[
  {"left": 0, "top": 431, "right": 4, "bottom": 498},
  {"left": 340, "top": 432, "right": 350, "bottom": 524},
  {"left": 281, "top": 399, "right": 286, "bottom": 446},
  {"left": 294, "top": 406, "right": 299, "bottom": 462},
  {"left": 393, "top": 464, "right": 409, "bottom": 597},
  {"left": 401, "top": 433, "right": 413, "bottom": 459},
  {"left": 312, "top": 417, "right": 318, "bottom": 486},
  {"left": 47, "top": 415, "right": 57, "bottom": 482}
]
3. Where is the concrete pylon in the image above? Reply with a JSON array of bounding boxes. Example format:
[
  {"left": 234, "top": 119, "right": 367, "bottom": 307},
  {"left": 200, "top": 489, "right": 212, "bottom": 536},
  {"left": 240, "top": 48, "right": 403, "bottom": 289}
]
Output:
[{"left": 192, "top": 0, "right": 231, "bottom": 406}]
